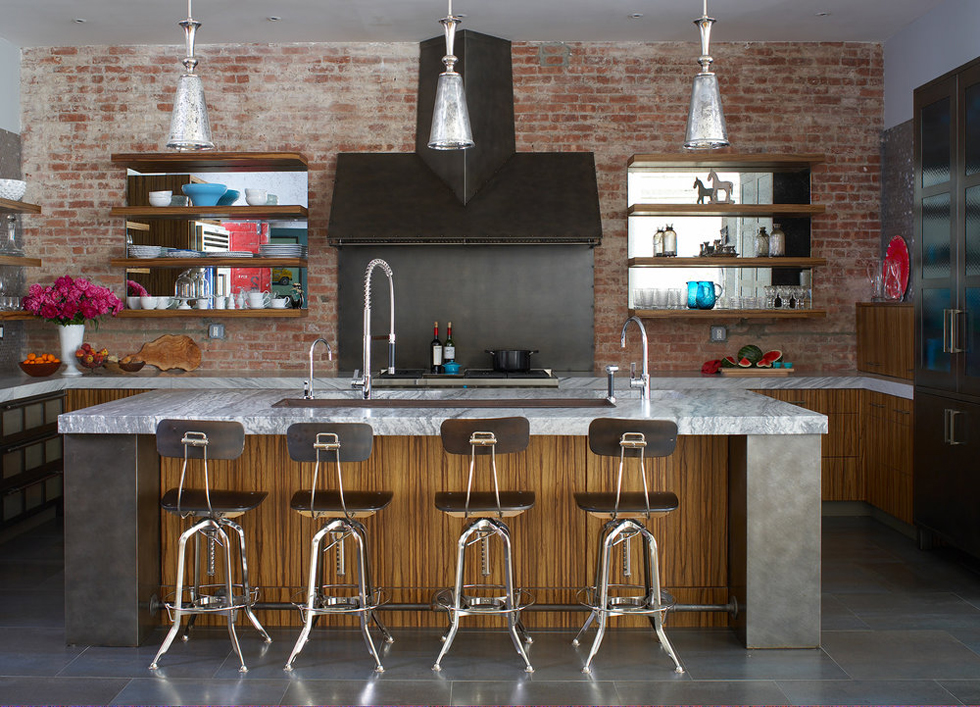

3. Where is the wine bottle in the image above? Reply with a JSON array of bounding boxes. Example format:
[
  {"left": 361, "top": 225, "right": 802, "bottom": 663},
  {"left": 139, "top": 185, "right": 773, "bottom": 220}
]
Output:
[
  {"left": 430, "top": 321, "right": 443, "bottom": 373},
  {"left": 444, "top": 321, "right": 456, "bottom": 364}
]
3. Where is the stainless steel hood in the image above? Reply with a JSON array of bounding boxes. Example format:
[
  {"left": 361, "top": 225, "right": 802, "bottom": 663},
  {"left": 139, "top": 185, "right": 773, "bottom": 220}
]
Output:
[{"left": 327, "top": 30, "right": 602, "bottom": 246}]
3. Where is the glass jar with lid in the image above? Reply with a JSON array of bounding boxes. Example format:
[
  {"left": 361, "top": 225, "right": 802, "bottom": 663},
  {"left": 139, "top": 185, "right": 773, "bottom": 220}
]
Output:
[
  {"left": 755, "top": 226, "right": 770, "bottom": 257},
  {"left": 769, "top": 223, "right": 785, "bottom": 257},
  {"left": 653, "top": 227, "right": 665, "bottom": 257},
  {"left": 663, "top": 224, "right": 677, "bottom": 257}
]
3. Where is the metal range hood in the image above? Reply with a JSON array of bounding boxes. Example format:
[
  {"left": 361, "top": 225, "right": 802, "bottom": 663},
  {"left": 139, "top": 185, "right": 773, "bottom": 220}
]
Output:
[{"left": 327, "top": 31, "right": 602, "bottom": 246}]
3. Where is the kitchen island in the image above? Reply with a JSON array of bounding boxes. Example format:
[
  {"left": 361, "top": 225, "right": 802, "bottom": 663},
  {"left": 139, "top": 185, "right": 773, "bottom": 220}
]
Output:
[{"left": 58, "top": 386, "right": 825, "bottom": 651}]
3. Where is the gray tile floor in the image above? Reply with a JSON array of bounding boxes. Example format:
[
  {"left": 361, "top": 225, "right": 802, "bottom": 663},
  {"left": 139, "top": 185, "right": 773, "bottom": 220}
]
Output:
[{"left": 4, "top": 516, "right": 980, "bottom": 705}]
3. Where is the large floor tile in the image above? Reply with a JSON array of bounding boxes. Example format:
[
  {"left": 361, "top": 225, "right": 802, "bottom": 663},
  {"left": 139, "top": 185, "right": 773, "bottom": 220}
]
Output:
[
  {"left": 616, "top": 679, "right": 790, "bottom": 706},
  {"left": 283, "top": 678, "right": 453, "bottom": 706},
  {"left": 59, "top": 641, "right": 231, "bottom": 679},
  {"left": 108, "top": 677, "right": 288, "bottom": 706},
  {"left": 0, "top": 676, "right": 128, "bottom": 706},
  {"left": 0, "top": 560, "right": 64, "bottom": 589},
  {"left": 775, "top": 678, "right": 963, "bottom": 706},
  {"left": 938, "top": 679, "right": 980, "bottom": 704},
  {"left": 449, "top": 679, "right": 621, "bottom": 706},
  {"left": 0, "top": 589, "right": 65, "bottom": 628},
  {"left": 821, "top": 594, "right": 870, "bottom": 630},
  {"left": 821, "top": 630, "right": 980, "bottom": 680}
]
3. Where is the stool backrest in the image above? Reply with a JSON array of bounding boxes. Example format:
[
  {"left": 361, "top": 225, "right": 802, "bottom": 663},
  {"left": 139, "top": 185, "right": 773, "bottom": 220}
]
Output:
[
  {"left": 286, "top": 423, "right": 374, "bottom": 463},
  {"left": 440, "top": 417, "right": 530, "bottom": 455},
  {"left": 156, "top": 420, "right": 245, "bottom": 460},
  {"left": 588, "top": 418, "right": 677, "bottom": 458}
]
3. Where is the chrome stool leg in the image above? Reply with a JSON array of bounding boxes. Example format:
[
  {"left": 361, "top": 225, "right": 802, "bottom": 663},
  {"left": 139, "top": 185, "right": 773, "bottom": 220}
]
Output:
[
  {"left": 349, "top": 521, "right": 384, "bottom": 673},
  {"left": 641, "top": 525, "right": 683, "bottom": 674},
  {"left": 495, "top": 519, "right": 533, "bottom": 673},
  {"left": 285, "top": 522, "right": 335, "bottom": 670},
  {"left": 225, "top": 519, "right": 271, "bottom": 645},
  {"left": 432, "top": 519, "right": 472, "bottom": 671},
  {"left": 581, "top": 520, "right": 620, "bottom": 674},
  {"left": 215, "top": 523, "right": 248, "bottom": 673}
]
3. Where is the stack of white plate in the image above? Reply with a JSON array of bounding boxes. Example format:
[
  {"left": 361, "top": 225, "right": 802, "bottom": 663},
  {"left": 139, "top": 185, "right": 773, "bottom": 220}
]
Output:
[
  {"left": 258, "top": 244, "right": 307, "bottom": 258},
  {"left": 206, "top": 251, "right": 254, "bottom": 258},
  {"left": 167, "top": 248, "right": 203, "bottom": 258},
  {"left": 128, "top": 245, "right": 164, "bottom": 258}
]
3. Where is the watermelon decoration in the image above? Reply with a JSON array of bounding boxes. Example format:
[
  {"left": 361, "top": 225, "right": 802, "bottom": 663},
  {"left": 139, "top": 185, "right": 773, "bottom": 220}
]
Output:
[
  {"left": 738, "top": 357, "right": 753, "bottom": 368},
  {"left": 701, "top": 359, "right": 722, "bottom": 375},
  {"left": 757, "top": 359, "right": 773, "bottom": 368},
  {"left": 760, "top": 350, "right": 783, "bottom": 365},
  {"left": 721, "top": 355, "right": 738, "bottom": 368},
  {"left": 737, "top": 344, "right": 764, "bottom": 365}
]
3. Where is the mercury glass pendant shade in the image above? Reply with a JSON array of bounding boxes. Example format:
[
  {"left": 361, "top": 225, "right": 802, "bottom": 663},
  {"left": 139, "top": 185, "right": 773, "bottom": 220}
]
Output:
[
  {"left": 683, "top": 2, "right": 729, "bottom": 150},
  {"left": 167, "top": 72, "right": 215, "bottom": 151},
  {"left": 428, "top": 70, "right": 474, "bottom": 150}
]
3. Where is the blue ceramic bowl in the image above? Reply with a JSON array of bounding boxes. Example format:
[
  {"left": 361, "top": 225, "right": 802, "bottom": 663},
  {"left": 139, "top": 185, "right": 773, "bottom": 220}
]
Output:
[
  {"left": 216, "top": 189, "right": 240, "bottom": 206},
  {"left": 181, "top": 183, "right": 227, "bottom": 207}
]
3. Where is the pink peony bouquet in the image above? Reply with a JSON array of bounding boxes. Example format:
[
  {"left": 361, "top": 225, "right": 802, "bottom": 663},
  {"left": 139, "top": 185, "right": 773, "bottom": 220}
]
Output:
[
  {"left": 22, "top": 275, "right": 124, "bottom": 327},
  {"left": 127, "top": 279, "right": 148, "bottom": 297}
]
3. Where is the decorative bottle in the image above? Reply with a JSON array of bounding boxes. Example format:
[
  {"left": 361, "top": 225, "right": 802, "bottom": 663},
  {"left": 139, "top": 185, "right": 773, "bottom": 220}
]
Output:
[
  {"left": 663, "top": 224, "right": 677, "bottom": 257},
  {"left": 755, "top": 226, "right": 770, "bottom": 257},
  {"left": 443, "top": 322, "right": 456, "bottom": 364},
  {"left": 430, "top": 321, "right": 443, "bottom": 373},
  {"left": 653, "top": 228, "right": 665, "bottom": 257},
  {"left": 769, "top": 223, "right": 785, "bottom": 257}
]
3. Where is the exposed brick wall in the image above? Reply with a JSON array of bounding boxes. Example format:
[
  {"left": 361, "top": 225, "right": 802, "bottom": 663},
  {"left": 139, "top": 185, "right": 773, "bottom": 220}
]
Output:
[
  {"left": 880, "top": 120, "right": 914, "bottom": 302},
  {"left": 18, "top": 40, "right": 882, "bottom": 374}
]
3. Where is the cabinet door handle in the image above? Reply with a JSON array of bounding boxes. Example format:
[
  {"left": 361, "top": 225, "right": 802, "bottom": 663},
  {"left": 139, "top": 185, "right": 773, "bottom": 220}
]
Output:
[
  {"left": 945, "top": 408, "right": 966, "bottom": 445},
  {"left": 944, "top": 309, "right": 953, "bottom": 353},
  {"left": 870, "top": 402, "right": 886, "bottom": 409},
  {"left": 947, "top": 309, "right": 966, "bottom": 354},
  {"left": 894, "top": 409, "right": 911, "bottom": 415}
]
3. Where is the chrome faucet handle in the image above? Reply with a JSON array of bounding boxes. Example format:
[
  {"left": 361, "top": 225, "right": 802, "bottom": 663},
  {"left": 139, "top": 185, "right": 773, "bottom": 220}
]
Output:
[
  {"left": 629, "top": 361, "right": 640, "bottom": 388},
  {"left": 303, "top": 380, "right": 312, "bottom": 399},
  {"left": 605, "top": 365, "right": 619, "bottom": 402},
  {"left": 351, "top": 369, "right": 362, "bottom": 388}
]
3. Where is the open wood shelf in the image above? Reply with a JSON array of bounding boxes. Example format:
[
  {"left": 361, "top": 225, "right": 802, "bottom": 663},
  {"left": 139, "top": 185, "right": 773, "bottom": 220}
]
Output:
[
  {"left": 116, "top": 309, "right": 307, "bottom": 318},
  {"left": 0, "top": 255, "right": 42, "bottom": 267},
  {"left": 111, "top": 257, "right": 306, "bottom": 268},
  {"left": 628, "top": 153, "right": 826, "bottom": 171},
  {"left": 630, "top": 308, "right": 827, "bottom": 319},
  {"left": 629, "top": 256, "right": 826, "bottom": 269},
  {"left": 0, "top": 198, "right": 41, "bottom": 215},
  {"left": 628, "top": 203, "right": 826, "bottom": 218},
  {"left": 110, "top": 205, "right": 307, "bottom": 220},
  {"left": 0, "top": 312, "right": 35, "bottom": 321},
  {"left": 111, "top": 152, "right": 309, "bottom": 173}
]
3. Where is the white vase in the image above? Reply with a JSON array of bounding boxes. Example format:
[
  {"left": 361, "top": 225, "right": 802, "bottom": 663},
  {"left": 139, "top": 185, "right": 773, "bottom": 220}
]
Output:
[{"left": 58, "top": 323, "right": 85, "bottom": 376}]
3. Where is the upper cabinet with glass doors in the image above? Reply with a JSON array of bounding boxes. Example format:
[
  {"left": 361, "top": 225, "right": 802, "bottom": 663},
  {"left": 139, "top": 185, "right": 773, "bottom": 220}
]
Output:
[
  {"left": 626, "top": 154, "right": 826, "bottom": 319},
  {"left": 914, "top": 60, "right": 980, "bottom": 396}
]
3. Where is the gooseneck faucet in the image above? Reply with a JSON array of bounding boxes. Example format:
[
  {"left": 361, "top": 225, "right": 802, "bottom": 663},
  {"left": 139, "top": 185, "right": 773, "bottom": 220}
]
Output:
[
  {"left": 304, "top": 338, "right": 333, "bottom": 400},
  {"left": 351, "top": 259, "right": 395, "bottom": 399},
  {"left": 620, "top": 315, "right": 650, "bottom": 400}
]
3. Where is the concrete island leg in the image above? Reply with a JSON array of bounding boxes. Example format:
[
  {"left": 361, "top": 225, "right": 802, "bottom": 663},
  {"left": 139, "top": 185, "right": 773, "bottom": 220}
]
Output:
[
  {"left": 64, "top": 434, "right": 160, "bottom": 646},
  {"left": 729, "top": 434, "right": 822, "bottom": 649}
]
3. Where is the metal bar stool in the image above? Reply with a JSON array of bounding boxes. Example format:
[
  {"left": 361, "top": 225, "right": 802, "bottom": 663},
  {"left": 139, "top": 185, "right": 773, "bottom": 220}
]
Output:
[
  {"left": 572, "top": 418, "right": 684, "bottom": 675},
  {"left": 432, "top": 416, "right": 535, "bottom": 673},
  {"left": 150, "top": 420, "right": 271, "bottom": 673},
  {"left": 283, "top": 422, "right": 394, "bottom": 673}
]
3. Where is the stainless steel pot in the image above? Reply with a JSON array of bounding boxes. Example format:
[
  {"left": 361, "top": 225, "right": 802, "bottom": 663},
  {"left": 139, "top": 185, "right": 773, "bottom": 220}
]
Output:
[{"left": 486, "top": 349, "right": 539, "bottom": 372}]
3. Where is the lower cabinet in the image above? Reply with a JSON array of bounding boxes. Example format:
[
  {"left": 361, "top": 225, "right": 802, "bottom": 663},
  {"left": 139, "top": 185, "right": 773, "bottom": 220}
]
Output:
[
  {"left": 0, "top": 392, "right": 66, "bottom": 528},
  {"left": 864, "top": 392, "right": 913, "bottom": 524},
  {"left": 914, "top": 391, "right": 980, "bottom": 556}
]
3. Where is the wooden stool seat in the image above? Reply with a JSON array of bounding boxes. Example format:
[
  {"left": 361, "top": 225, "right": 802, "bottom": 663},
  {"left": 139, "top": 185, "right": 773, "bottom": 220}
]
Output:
[
  {"left": 162, "top": 489, "right": 268, "bottom": 518},
  {"left": 435, "top": 490, "right": 535, "bottom": 517},
  {"left": 573, "top": 490, "right": 678, "bottom": 517},
  {"left": 289, "top": 489, "right": 393, "bottom": 517}
]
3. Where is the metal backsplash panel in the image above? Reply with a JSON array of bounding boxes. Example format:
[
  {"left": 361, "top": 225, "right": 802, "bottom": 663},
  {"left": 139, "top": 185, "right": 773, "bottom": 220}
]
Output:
[{"left": 337, "top": 245, "right": 594, "bottom": 373}]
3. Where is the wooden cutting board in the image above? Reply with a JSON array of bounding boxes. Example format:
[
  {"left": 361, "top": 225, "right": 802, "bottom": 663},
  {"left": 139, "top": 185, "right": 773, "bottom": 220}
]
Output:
[
  {"left": 719, "top": 367, "right": 794, "bottom": 376},
  {"left": 131, "top": 334, "right": 202, "bottom": 371}
]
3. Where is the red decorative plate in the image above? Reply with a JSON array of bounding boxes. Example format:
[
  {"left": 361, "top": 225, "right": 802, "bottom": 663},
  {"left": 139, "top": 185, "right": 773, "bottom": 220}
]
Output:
[{"left": 883, "top": 236, "right": 909, "bottom": 300}]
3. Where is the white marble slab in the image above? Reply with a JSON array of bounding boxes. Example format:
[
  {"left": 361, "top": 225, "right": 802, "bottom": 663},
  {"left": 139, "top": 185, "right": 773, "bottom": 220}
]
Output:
[{"left": 58, "top": 387, "right": 827, "bottom": 437}]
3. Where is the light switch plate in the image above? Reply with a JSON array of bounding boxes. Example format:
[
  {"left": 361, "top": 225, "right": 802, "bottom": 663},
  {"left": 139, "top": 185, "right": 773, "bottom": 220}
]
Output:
[
  {"left": 208, "top": 323, "right": 225, "bottom": 339},
  {"left": 710, "top": 325, "right": 727, "bottom": 342}
]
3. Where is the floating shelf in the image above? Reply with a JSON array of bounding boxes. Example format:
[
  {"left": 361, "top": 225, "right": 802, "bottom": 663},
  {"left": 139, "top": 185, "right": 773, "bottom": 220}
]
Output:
[
  {"left": 0, "top": 255, "right": 42, "bottom": 267},
  {"left": 629, "top": 257, "right": 827, "bottom": 269},
  {"left": 627, "top": 153, "right": 826, "bottom": 172},
  {"left": 111, "top": 152, "right": 309, "bottom": 173},
  {"left": 0, "top": 198, "right": 41, "bottom": 215},
  {"left": 0, "top": 312, "right": 34, "bottom": 321},
  {"left": 630, "top": 308, "right": 827, "bottom": 320},
  {"left": 110, "top": 205, "right": 308, "bottom": 220},
  {"left": 111, "top": 257, "right": 306, "bottom": 268},
  {"left": 628, "top": 204, "right": 826, "bottom": 218},
  {"left": 116, "top": 309, "right": 307, "bottom": 318}
]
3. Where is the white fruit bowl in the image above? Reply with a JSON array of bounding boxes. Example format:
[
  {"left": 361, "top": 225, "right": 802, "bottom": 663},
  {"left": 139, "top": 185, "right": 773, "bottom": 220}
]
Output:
[{"left": 0, "top": 179, "right": 27, "bottom": 201}]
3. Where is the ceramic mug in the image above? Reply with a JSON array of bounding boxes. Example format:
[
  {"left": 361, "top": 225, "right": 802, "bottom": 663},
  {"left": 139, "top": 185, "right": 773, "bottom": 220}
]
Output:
[
  {"left": 157, "top": 296, "right": 173, "bottom": 309},
  {"left": 126, "top": 296, "right": 141, "bottom": 310},
  {"left": 213, "top": 295, "right": 226, "bottom": 309},
  {"left": 270, "top": 297, "right": 290, "bottom": 309},
  {"left": 195, "top": 298, "right": 211, "bottom": 310},
  {"left": 139, "top": 296, "right": 158, "bottom": 310},
  {"left": 247, "top": 291, "right": 271, "bottom": 309}
]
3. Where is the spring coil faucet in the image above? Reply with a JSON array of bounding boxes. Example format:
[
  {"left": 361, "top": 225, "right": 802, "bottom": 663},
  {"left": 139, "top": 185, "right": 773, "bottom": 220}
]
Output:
[{"left": 352, "top": 259, "right": 396, "bottom": 399}]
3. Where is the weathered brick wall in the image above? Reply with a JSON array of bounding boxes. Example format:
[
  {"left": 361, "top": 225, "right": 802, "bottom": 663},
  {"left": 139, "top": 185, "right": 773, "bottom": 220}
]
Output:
[{"left": 19, "top": 40, "right": 882, "bottom": 373}]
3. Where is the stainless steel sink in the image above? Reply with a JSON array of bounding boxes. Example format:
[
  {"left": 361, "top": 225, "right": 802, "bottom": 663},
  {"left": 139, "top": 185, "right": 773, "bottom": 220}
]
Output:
[{"left": 272, "top": 397, "right": 614, "bottom": 409}]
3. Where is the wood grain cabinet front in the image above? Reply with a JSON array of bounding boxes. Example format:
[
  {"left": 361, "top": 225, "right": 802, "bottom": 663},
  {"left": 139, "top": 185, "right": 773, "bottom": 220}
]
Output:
[
  {"left": 856, "top": 303, "right": 913, "bottom": 380},
  {"left": 863, "top": 391, "right": 914, "bottom": 524}
]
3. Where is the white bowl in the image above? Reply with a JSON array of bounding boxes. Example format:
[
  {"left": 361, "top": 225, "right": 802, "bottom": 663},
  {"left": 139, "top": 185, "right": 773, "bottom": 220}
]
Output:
[
  {"left": 0, "top": 179, "right": 27, "bottom": 201},
  {"left": 245, "top": 189, "right": 267, "bottom": 206},
  {"left": 149, "top": 194, "right": 171, "bottom": 207}
]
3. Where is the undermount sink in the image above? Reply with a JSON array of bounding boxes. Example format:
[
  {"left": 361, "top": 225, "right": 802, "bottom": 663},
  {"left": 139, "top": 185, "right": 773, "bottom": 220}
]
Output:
[{"left": 272, "top": 397, "right": 615, "bottom": 409}]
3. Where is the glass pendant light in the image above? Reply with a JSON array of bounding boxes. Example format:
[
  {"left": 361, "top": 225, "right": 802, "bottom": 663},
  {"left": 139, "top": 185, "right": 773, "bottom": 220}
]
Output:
[
  {"left": 167, "top": 0, "right": 215, "bottom": 151},
  {"left": 427, "top": 0, "right": 474, "bottom": 150},
  {"left": 684, "top": 0, "right": 729, "bottom": 150}
]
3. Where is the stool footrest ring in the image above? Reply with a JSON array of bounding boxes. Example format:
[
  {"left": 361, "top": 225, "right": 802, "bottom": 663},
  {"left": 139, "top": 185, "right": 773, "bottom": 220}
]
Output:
[
  {"left": 161, "top": 584, "right": 260, "bottom": 618},
  {"left": 291, "top": 585, "right": 389, "bottom": 617},
  {"left": 576, "top": 584, "right": 675, "bottom": 617},
  {"left": 432, "top": 585, "right": 534, "bottom": 616}
]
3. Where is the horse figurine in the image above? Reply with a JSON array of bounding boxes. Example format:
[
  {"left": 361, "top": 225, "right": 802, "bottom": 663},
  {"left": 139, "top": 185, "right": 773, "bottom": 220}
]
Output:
[
  {"left": 708, "top": 170, "right": 734, "bottom": 204},
  {"left": 693, "top": 177, "right": 715, "bottom": 204}
]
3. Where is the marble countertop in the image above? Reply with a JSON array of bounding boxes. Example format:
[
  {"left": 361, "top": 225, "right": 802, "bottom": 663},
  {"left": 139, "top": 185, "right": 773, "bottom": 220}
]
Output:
[
  {"left": 0, "top": 368, "right": 912, "bottom": 405},
  {"left": 57, "top": 386, "right": 828, "bottom": 437}
]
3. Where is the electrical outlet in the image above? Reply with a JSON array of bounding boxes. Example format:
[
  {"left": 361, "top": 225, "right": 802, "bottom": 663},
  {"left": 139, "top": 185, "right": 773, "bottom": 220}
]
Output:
[
  {"left": 208, "top": 323, "right": 225, "bottom": 339},
  {"left": 710, "top": 325, "right": 727, "bottom": 342}
]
